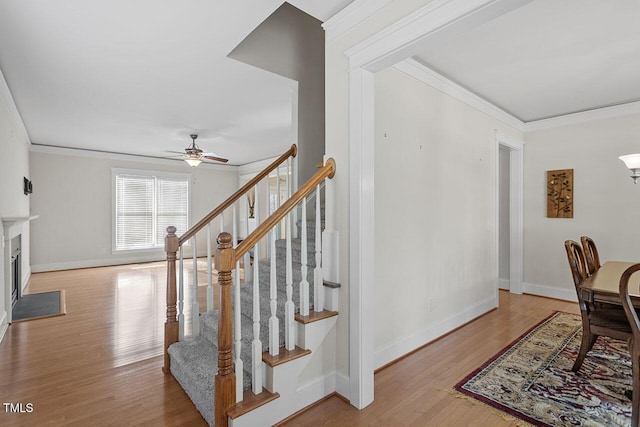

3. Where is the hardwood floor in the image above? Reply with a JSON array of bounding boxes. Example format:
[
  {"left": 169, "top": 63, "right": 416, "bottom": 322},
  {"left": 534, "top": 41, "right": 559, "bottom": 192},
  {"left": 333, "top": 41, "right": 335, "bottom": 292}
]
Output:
[
  {"left": 0, "top": 261, "right": 210, "bottom": 427},
  {"left": 0, "top": 263, "right": 578, "bottom": 426},
  {"left": 280, "top": 291, "right": 579, "bottom": 427}
]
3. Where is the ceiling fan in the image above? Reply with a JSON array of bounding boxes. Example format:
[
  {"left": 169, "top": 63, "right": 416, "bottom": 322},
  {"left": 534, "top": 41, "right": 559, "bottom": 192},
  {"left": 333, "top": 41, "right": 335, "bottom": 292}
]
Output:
[{"left": 167, "top": 134, "right": 229, "bottom": 167}]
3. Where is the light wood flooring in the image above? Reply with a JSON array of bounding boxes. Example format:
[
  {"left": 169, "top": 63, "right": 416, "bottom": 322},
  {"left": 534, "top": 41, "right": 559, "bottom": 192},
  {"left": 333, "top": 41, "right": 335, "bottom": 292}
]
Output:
[{"left": 0, "top": 263, "right": 579, "bottom": 426}]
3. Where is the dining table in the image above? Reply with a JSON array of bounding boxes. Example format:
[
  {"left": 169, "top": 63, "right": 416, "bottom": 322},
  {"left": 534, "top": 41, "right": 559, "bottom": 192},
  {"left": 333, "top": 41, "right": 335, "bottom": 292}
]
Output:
[{"left": 580, "top": 261, "right": 640, "bottom": 306}]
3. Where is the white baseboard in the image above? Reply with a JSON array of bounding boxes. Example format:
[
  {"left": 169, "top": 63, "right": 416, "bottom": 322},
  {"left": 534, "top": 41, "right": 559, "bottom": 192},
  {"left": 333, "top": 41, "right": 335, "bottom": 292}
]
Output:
[
  {"left": 498, "top": 278, "right": 509, "bottom": 290},
  {"left": 335, "top": 371, "right": 350, "bottom": 401},
  {"left": 522, "top": 282, "right": 576, "bottom": 302},
  {"left": 0, "top": 310, "right": 8, "bottom": 343},
  {"left": 374, "top": 295, "right": 498, "bottom": 370},
  {"left": 31, "top": 254, "right": 167, "bottom": 273},
  {"left": 21, "top": 267, "right": 31, "bottom": 293}
]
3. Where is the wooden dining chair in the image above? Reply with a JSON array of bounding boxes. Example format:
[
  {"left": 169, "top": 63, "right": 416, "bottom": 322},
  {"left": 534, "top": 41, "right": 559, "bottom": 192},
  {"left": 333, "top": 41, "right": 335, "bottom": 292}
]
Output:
[
  {"left": 564, "top": 240, "right": 631, "bottom": 372},
  {"left": 581, "top": 236, "right": 601, "bottom": 276},
  {"left": 619, "top": 263, "right": 640, "bottom": 426}
]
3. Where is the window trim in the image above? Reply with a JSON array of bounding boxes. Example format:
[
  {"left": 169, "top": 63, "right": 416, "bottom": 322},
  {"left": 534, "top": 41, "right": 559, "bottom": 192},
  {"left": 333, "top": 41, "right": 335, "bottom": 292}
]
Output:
[{"left": 111, "top": 168, "right": 191, "bottom": 253}]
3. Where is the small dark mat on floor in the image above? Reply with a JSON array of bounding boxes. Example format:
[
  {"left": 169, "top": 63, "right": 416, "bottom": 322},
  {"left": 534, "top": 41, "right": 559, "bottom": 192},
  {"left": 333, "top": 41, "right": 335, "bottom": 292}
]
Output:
[{"left": 12, "top": 291, "right": 64, "bottom": 322}]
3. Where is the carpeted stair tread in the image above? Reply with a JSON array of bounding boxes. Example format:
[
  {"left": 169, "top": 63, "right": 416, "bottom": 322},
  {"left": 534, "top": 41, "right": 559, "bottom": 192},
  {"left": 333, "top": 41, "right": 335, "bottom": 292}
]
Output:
[
  {"left": 169, "top": 225, "right": 319, "bottom": 425},
  {"left": 168, "top": 336, "right": 216, "bottom": 426}
]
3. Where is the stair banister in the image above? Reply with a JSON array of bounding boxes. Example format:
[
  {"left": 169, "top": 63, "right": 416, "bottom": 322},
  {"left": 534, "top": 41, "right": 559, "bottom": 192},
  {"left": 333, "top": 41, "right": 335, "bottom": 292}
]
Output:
[
  {"left": 178, "top": 144, "right": 297, "bottom": 246},
  {"left": 163, "top": 144, "right": 297, "bottom": 375},
  {"left": 163, "top": 226, "right": 179, "bottom": 374},
  {"left": 214, "top": 232, "right": 236, "bottom": 427},
  {"left": 234, "top": 159, "right": 335, "bottom": 260},
  {"left": 214, "top": 158, "right": 335, "bottom": 425}
]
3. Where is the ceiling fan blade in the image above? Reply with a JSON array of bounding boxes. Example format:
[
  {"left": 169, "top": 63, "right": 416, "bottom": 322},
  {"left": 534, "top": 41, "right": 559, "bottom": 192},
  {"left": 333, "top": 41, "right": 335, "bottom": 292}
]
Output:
[
  {"left": 165, "top": 150, "right": 187, "bottom": 155},
  {"left": 203, "top": 155, "right": 229, "bottom": 163}
]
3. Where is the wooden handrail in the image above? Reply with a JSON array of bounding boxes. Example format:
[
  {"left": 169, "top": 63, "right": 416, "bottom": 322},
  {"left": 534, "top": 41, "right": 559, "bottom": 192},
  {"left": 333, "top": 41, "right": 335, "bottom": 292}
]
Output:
[
  {"left": 235, "top": 158, "right": 335, "bottom": 260},
  {"left": 178, "top": 144, "right": 297, "bottom": 245},
  {"left": 214, "top": 157, "right": 335, "bottom": 425}
]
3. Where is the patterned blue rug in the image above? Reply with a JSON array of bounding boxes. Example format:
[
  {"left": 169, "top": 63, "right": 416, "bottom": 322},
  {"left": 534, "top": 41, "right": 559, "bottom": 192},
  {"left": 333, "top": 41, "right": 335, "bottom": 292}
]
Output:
[{"left": 455, "top": 311, "right": 632, "bottom": 426}]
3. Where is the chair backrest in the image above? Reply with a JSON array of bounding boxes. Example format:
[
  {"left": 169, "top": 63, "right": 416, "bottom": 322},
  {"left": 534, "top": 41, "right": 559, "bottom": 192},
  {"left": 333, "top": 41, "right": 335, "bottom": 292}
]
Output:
[
  {"left": 619, "top": 263, "right": 640, "bottom": 341},
  {"left": 581, "top": 236, "right": 601, "bottom": 276},
  {"left": 565, "top": 240, "right": 588, "bottom": 288}
]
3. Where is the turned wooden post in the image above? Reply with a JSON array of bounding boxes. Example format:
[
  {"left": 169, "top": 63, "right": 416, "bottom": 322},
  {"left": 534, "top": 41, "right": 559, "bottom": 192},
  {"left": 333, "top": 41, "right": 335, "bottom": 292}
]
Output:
[
  {"left": 215, "top": 232, "right": 236, "bottom": 427},
  {"left": 163, "top": 226, "right": 180, "bottom": 374}
]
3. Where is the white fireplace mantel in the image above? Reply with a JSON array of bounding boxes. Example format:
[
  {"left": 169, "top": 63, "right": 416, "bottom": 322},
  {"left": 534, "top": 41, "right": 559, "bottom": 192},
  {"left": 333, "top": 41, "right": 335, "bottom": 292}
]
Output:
[{"left": 2, "top": 215, "right": 39, "bottom": 241}]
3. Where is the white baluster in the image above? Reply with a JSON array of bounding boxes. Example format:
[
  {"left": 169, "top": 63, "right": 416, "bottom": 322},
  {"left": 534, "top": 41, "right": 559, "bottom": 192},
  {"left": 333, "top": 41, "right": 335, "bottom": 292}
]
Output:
[
  {"left": 207, "top": 224, "right": 213, "bottom": 312},
  {"left": 287, "top": 157, "right": 298, "bottom": 239},
  {"left": 299, "top": 197, "right": 309, "bottom": 316},
  {"left": 314, "top": 184, "right": 323, "bottom": 312},
  {"left": 178, "top": 247, "right": 185, "bottom": 340},
  {"left": 276, "top": 165, "right": 281, "bottom": 238},
  {"left": 192, "top": 236, "right": 200, "bottom": 336},
  {"left": 285, "top": 212, "right": 295, "bottom": 351},
  {"left": 293, "top": 155, "right": 299, "bottom": 239},
  {"left": 265, "top": 180, "right": 271, "bottom": 258},
  {"left": 269, "top": 229, "right": 279, "bottom": 356},
  {"left": 245, "top": 197, "right": 252, "bottom": 282},
  {"left": 232, "top": 204, "right": 243, "bottom": 402},
  {"left": 251, "top": 189, "right": 263, "bottom": 394}
]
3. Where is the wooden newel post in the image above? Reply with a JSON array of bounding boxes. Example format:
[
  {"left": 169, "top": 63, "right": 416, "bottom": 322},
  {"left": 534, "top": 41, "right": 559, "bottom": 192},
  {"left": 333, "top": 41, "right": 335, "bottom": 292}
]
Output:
[
  {"left": 163, "top": 226, "right": 179, "bottom": 374},
  {"left": 215, "top": 232, "right": 236, "bottom": 427}
]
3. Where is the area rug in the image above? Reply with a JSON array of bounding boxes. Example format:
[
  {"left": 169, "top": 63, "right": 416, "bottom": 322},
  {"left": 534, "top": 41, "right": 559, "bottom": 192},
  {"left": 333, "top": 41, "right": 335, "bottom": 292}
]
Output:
[
  {"left": 454, "top": 311, "right": 632, "bottom": 426},
  {"left": 12, "top": 290, "right": 66, "bottom": 322}
]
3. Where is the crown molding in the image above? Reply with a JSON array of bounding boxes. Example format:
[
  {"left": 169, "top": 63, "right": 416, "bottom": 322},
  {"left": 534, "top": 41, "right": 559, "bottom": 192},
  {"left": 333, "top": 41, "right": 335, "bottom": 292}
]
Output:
[
  {"left": 393, "top": 59, "right": 640, "bottom": 134},
  {"left": 0, "top": 67, "right": 31, "bottom": 147},
  {"left": 393, "top": 59, "right": 525, "bottom": 131},
  {"left": 345, "top": 0, "right": 533, "bottom": 72},
  {"left": 30, "top": 144, "right": 237, "bottom": 171},
  {"left": 524, "top": 101, "right": 640, "bottom": 132},
  {"left": 322, "top": 0, "right": 394, "bottom": 43}
]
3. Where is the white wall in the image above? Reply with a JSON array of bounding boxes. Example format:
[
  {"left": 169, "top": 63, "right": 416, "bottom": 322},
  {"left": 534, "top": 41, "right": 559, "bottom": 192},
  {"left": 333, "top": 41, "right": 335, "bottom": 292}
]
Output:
[
  {"left": 372, "top": 67, "right": 522, "bottom": 367},
  {"left": 523, "top": 113, "right": 640, "bottom": 299},
  {"left": 0, "top": 76, "right": 31, "bottom": 339},
  {"left": 229, "top": 3, "right": 324, "bottom": 184},
  {"left": 30, "top": 148, "right": 238, "bottom": 271},
  {"left": 325, "top": 0, "right": 437, "bottom": 396}
]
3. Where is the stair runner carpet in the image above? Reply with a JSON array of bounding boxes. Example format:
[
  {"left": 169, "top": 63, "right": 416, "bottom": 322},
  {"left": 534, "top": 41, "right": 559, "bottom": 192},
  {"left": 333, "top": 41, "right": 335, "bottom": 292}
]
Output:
[{"left": 168, "top": 226, "right": 318, "bottom": 426}]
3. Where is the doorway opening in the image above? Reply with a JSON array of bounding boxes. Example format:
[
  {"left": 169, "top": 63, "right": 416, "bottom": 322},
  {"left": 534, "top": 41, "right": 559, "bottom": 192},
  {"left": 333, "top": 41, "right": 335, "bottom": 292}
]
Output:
[{"left": 496, "top": 133, "right": 524, "bottom": 295}]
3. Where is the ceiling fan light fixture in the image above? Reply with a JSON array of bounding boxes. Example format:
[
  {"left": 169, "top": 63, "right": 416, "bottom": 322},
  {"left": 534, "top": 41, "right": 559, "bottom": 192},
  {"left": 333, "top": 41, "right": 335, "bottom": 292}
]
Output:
[{"left": 184, "top": 157, "right": 202, "bottom": 167}]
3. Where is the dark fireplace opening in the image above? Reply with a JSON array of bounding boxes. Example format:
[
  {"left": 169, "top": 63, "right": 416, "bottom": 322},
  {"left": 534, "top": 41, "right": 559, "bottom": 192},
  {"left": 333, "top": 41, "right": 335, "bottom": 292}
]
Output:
[{"left": 11, "top": 237, "right": 21, "bottom": 307}]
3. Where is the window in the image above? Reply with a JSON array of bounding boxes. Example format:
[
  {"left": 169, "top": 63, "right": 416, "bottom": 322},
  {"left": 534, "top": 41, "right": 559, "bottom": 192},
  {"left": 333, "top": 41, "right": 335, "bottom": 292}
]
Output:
[{"left": 113, "top": 169, "right": 190, "bottom": 251}]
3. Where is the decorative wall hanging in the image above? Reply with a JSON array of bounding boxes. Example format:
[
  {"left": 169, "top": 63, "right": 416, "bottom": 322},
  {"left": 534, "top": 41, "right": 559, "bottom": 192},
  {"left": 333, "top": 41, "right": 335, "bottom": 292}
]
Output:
[{"left": 547, "top": 169, "right": 573, "bottom": 218}]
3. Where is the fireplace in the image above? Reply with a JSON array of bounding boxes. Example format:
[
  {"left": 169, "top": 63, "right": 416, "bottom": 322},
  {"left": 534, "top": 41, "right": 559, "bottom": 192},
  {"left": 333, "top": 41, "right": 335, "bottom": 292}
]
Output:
[
  {"left": 2, "top": 215, "right": 38, "bottom": 327},
  {"left": 11, "top": 236, "right": 21, "bottom": 306}
]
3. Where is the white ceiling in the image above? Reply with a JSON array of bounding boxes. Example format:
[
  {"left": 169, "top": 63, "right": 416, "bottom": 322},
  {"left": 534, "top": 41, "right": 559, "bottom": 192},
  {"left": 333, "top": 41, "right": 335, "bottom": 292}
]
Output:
[
  {"left": 414, "top": 0, "right": 640, "bottom": 122},
  {"left": 2, "top": 0, "right": 638, "bottom": 166},
  {"left": 0, "top": 0, "right": 352, "bottom": 166}
]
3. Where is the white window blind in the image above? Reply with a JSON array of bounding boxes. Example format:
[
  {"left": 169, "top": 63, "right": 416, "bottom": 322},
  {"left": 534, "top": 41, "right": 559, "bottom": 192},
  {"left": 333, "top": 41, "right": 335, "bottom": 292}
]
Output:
[{"left": 114, "top": 171, "right": 189, "bottom": 251}]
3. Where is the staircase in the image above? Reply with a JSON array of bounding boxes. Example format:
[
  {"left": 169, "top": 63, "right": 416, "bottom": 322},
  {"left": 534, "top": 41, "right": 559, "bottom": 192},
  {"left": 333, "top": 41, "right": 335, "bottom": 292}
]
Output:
[{"left": 161, "top": 150, "right": 337, "bottom": 426}]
